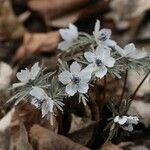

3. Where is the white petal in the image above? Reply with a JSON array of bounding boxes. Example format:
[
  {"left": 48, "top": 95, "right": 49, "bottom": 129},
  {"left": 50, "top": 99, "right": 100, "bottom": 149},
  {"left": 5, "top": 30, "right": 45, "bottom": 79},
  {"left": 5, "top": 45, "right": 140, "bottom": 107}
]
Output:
[
  {"left": 70, "top": 61, "right": 81, "bottom": 74},
  {"left": 84, "top": 52, "right": 96, "bottom": 63},
  {"left": 124, "top": 43, "right": 136, "bottom": 55},
  {"left": 30, "top": 86, "right": 47, "bottom": 100},
  {"left": 78, "top": 82, "right": 89, "bottom": 94},
  {"left": 95, "top": 45, "right": 111, "bottom": 60},
  {"left": 58, "top": 41, "right": 73, "bottom": 51},
  {"left": 94, "top": 20, "right": 100, "bottom": 36},
  {"left": 58, "top": 71, "right": 72, "bottom": 85},
  {"left": 128, "top": 50, "right": 147, "bottom": 59},
  {"left": 69, "top": 24, "right": 78, "bottom": 39},
  {"left": 59, "top": 24, "right": 78, "bottom": 42},
  {"left": 65, "top": 83, "right": 77, "bottom": 96},
  {"left": 104, "top": 39, "right": 116, "bottom": 47},
  {"left": 123, "top": 124, "right": 133, "bottom": 132},
  {"left": 16, "top": 69, "right": 30, "bottom": 83},
  {"left": 116, "top": 116, "right": 128, "bottom": 125},
  {"left": 114, "top": 116, "right": 128, "bottom": 125},
  {"left": 99, "top": 28, "right": 111, "bottom": 40},
  {"left": 103, "top": 57, "right": 115, "bottom": 68},
  {"left": 127, "top": 116, "right": 139, "bottom": 125},
  {"left": 95, "top": 65, "right": 107, "bottom": 78},
  {"left": 59, "top": 29, "right": 72, "bottom": 42},
  {"left": 30, "top": 62, "right": 40, "bottom": 80},
  {"left": 114, "top": 116, "right": 120, "bottom": 123},
  {"left": 80, "top": 67, "right": 92, "bottom": 82}
]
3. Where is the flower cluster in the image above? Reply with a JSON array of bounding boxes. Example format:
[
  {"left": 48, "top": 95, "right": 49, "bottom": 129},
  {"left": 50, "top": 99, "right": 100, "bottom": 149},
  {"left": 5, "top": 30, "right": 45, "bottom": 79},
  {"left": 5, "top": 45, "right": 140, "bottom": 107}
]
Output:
[{"left": 9, "top": 19, "right": 150, "bottom": 138}]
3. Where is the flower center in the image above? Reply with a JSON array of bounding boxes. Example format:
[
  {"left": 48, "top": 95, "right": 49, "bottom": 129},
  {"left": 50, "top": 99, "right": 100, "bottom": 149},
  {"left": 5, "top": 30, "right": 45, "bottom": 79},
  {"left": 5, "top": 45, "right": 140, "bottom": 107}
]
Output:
[
  {"left": 95, "top": 59, "right": 102, "bottom": 66},
  {"left": 99, "top": 33, "right": 107, "bottom": 41},
  {"left": 72, "top": 76, "right": 80, "bottom": 84},
  {"left": 35, "top": 99, "right": 43, "bottom": 108}
]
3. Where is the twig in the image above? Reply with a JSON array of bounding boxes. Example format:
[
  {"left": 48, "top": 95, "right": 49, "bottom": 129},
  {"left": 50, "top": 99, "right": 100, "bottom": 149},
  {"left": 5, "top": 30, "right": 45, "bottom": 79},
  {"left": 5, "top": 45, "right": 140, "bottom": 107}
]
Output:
[{"left": 130, "top": 71, "right": 150, "bottom": 100}]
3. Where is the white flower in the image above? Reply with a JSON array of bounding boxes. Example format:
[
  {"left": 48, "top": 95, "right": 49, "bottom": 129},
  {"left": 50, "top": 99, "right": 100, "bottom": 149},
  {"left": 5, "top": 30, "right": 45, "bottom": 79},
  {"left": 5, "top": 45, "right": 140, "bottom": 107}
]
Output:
[
  {"left": 58, "top": 24, "right": 78, "bottom": 51},
  {"left": 30, "top": 86, "right": 54, "bottom": 117},
  {"left": 115, "top": 43, "right": 147, "bottom": 59},
  {"left": 58, "top": 61, "right": 91, "bottom": 96},
  {"left": 114, "top": 115, "right": 139, "bottom": 132},
  {"left": 84, "top": 45, "right": 115, "bottom": 78},
  {"left": 93, "top": 20, "right": 116, "bottom": 47},
  {"left": 13, "top": 62, "right": 40, "bottom": 88}
]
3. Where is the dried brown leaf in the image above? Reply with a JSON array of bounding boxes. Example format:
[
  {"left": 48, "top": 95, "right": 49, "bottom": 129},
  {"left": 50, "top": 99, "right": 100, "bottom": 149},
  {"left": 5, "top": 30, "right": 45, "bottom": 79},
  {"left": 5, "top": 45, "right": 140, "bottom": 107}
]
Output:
[
  {"left": 14, "top": 31, "right": 60, "bottom": 61},
  {"left": 30, "top": 124, "right": 90, "bottom": 150}
]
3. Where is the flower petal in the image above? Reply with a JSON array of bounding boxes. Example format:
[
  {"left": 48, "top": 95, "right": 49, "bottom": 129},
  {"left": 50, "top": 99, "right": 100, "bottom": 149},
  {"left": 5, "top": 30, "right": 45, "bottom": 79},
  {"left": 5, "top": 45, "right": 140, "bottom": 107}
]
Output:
[
  {"left": 80, "top": 66, "right": 92, "bottom": 82},
  {"left": 84, "top": 52, "right": 97, "bottom": 63},
  {"left": 58, "top": 41, "right": 73, "bottom": 51},
  {"left": 94, "top": 20, "right": 100, "bottom": 36},
  {"left": 58, "top": 71, "right": 72, "bottom": 85},
  {"left": 103, "top": 57, "right": 115, "bottom": 68},
  {"left": 127, "top": 116, "right": 139, "bottom": 125},
  {"left": 128, "top": 50, "right": 147, "bottom": 59},
  {"left": 70, "top": 61, "right": 81, "bottom": 74},
  {"left": 78, "top": 82, "right": 89, "bottom": 94},
  {"left": 123, "top": 124, "right": 133, "bottom": 132},
  {"left": 69, "top": 24, "right": 78, "bottom": 40},
  {"left": 59, "top": 24, "right": 78, "bottom": 42},
  {"left": 16, "top": 69, "right": 30, "bottom": 83},
  {"left": 124, "top": 43, "right": 136, "bottom": 55},
  {"left": 65, "top": 83, "right": 77, "bottom": 96},
  {"left": 30, "top": 86, "right": 47, "bottom": 100},
  {"left": 30, "top": 62, "right": 40, "bottom": 80},
  {"left": 114, "top": 116, "right": 128, "bottom": 125},
  {"left": 95, "top": 65, "right": 107, "bottom": 78},
  {"left": 95, "top": 45, "right": 111, "bottom": 60},
  {"left": 99, "top": 28, "right": 111, "bottom": 40},
  {"left": 117, "top": 116, "right": 128, "bottom": 125},
  {"left": 104, "top": 39, "right": 116, "bottom": 47}
]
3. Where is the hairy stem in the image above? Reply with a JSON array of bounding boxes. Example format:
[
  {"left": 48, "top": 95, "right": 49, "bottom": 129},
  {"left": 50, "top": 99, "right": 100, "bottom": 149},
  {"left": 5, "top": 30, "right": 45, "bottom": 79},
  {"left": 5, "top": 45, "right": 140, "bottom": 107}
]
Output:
[{"left": 120, "top": 70, "right": 128, "bottom": 102}]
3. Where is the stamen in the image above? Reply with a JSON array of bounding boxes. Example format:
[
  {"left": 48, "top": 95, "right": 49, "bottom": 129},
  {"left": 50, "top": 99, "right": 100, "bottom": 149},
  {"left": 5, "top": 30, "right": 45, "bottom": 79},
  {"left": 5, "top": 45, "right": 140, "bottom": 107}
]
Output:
[
  {"left": 95, "top": 59, "right": 102, "bottom": 66},
  {"left": 72, "top": 76, "right": 80, "bottom": 84},
  {"left": 99, "top": 33, "right": 107, "bottom": 41}
]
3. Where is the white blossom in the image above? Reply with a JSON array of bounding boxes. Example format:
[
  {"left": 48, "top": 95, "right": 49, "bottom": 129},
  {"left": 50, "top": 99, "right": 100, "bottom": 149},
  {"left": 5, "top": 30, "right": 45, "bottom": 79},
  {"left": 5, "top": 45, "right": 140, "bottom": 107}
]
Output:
[
  {"left": 84, "top": 45, "right": 115, "bottom": 78},
  {"left": 13, "top": 62, "right": 40, "bottom": 88},
  {"left": 114, "top": 115, "right": 139, "bottom": 132},
  {"left": 93, "top": 20, "right": 116, "bottom": 47},
  {"left": 30, "top": 87, "right": 54, "bottom": 117},
  {"left": 58, "top": 24, "right": 78, "bottom": 51},
  {"left": 115, "top": 43, "right": 147, "bottom": 59},
  {"left": 58, "top": 61, "right": 91, "bottom": 96}
]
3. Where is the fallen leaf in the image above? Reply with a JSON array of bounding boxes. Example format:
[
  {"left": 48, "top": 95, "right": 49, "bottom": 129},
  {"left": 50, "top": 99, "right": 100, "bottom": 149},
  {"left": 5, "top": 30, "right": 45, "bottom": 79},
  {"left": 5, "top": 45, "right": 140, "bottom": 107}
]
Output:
[
  {"left": 101, "top": 142, "right": 122, "bottom": 150},
  {"left": 14, "top": 31, "right": 60, "bottom": 61},
  {"left": 30, "top": 124, "right": 90, "bottom": 150}
]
